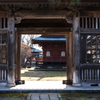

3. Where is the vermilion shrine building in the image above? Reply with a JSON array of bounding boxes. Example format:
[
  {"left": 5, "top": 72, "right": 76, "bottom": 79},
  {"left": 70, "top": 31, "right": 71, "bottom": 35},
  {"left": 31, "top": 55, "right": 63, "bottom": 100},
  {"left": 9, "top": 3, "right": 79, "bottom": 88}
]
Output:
[
  {"left": 0, "top": 0, "right": 100, "bottom": 87},
  {"left": 32, "top": 35, "right": 66, "bottom": 68}
]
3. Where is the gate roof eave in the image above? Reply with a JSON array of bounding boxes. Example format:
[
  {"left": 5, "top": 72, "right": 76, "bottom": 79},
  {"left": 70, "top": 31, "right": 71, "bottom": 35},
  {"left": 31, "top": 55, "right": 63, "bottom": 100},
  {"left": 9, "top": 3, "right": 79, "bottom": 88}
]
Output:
[{"left": 0, "top": 0, "right": 99, "bottom": 7}]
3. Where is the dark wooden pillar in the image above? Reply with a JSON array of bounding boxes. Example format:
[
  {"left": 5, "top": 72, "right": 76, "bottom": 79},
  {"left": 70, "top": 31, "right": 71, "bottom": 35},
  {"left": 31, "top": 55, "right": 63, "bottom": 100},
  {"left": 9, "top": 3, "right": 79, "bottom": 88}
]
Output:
[
  {"left": 16, "top": 34, "right": 21, "bottom": 80},
  {"left": 66, "top": 32, "right": 73, "bottom": 85},
  {"left": 15, "top": 32, "right": 18, "bottom": 80},
  {"left": 6, "top": 15, "right": 15, "bottom": 87},
  {"left": 72, "top": 12, "right": 81, "bottom": 86}
]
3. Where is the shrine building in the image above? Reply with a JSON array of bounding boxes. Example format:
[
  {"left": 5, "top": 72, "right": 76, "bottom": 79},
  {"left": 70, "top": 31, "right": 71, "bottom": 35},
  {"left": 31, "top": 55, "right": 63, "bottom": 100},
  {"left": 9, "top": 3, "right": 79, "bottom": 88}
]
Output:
[{"left": 32, "top": 35, "right": 66, "bottom": 68}]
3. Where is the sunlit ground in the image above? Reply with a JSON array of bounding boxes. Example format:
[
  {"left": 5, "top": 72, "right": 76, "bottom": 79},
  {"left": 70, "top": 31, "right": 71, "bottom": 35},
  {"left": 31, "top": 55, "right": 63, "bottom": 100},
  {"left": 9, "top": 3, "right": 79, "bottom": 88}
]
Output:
[{"left": 21, "top": 68, "right": 66, "bottom": 81}]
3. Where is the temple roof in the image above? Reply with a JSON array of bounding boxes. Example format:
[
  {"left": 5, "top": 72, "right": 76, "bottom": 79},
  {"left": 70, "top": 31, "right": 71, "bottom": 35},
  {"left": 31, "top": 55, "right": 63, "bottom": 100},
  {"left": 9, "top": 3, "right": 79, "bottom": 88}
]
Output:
[
  {"left": 32, "top": 35, "right": 66, "bottom": 42},
  {"left": 31, "top": 48, "right": 42, "bottom": 52}
]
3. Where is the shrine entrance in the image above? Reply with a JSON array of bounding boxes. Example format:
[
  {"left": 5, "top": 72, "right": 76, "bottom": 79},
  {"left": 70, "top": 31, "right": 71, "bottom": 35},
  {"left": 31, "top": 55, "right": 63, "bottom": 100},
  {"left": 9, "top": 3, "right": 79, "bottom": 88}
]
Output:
[
  {"left": 14, "top": 18, "right": 73, "bottom": 85},
  {"left": 21, "top": 34, "right": 67, "bottom": 81}
]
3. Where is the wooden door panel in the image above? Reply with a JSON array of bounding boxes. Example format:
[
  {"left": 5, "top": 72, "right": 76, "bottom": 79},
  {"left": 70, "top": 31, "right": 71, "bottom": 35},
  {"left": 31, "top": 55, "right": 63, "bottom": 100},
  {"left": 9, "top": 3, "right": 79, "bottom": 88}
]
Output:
[{"left": 53, "top": 51, "right": 59, "bottom": 61}]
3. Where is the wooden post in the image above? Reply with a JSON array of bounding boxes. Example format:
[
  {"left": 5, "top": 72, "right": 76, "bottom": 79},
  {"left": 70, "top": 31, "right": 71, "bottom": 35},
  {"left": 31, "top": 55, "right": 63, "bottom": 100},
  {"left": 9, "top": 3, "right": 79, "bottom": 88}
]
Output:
[
  {"left": 6, "top": 15, "right": 15, "bottom": 87},
  {"left": 15, "top": 32, "right": 18, "bottom": 80},
  {"left": 73, "top": 12, "right": 81, "bottom": 86},
  {"left": 16, "top": 34, "right": 21, "bottom": 80},
  {"left": 66, "top": 32, "right": 73, "bottom": 85}
]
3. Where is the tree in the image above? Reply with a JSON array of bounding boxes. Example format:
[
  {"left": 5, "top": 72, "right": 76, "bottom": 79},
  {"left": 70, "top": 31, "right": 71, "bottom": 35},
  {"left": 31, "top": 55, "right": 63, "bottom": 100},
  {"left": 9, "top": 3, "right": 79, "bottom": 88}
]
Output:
[
  {"left": 21, "top": 35, "right": 41, "bottom": 48},
  {"left": 21, "top": 42, "right": 31, "bottom": 67},
  {"left": 21, "top": 35, "right": 41, "bottom": 67}
]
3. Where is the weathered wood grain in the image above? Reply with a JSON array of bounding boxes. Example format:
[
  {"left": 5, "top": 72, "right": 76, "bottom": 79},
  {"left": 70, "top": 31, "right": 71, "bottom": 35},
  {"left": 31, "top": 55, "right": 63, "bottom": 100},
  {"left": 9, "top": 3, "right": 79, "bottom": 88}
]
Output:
[
  {"left": 16, "top": 34, "right": 21, "bottom": 80},
  {"left": 6, "top": 15, "right": 15, "bottom": 87},
  {"left": 73, "top": 12, "right": 81, "bottom": 86},
  {"left": 66, "top": 32, "right": 73, "bottom": 85}
]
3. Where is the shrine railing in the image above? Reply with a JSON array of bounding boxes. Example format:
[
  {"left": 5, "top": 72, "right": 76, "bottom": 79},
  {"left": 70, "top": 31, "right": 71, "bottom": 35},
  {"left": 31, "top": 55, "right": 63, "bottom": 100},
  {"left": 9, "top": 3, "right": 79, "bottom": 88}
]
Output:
[
  {"left": 80, "top": 64, "right": 100, "bottom": 81},
  {"left": 0, "top": 64, "right": 7, "bottom": 82},
  {"left": 0, "top": 68, "right": 7, "bottom": 82},
  {"left": 80, "top": 17, "right": 100, "bottom": 29},
  {"left": 80, "top": 69, "right": 100, "bottom": 80}
]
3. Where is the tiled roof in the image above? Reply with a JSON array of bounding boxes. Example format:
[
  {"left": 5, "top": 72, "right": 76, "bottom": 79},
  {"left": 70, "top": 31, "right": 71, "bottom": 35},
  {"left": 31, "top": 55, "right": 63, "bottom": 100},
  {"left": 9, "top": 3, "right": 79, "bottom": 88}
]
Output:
[
  {"left": 31, "top": 48, "right": 42, "bottom": 52},
  {"left": 32, "top": 35, "right": 66, "bottom": 41}
]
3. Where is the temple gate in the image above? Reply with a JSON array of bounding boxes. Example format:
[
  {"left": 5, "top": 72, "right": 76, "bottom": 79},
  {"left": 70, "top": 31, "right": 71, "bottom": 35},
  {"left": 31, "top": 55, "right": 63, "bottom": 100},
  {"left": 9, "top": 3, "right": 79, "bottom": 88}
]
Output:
[{"left": 0, "top": 0, "right": 99, "bottom": 87}]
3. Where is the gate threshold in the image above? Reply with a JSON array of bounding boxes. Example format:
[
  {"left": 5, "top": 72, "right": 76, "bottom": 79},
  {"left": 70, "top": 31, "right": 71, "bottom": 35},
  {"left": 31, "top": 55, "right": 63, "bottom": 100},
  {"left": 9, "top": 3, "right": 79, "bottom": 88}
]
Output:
[{"left": 0, "top": 81, "right": 100, "bottom": 93}]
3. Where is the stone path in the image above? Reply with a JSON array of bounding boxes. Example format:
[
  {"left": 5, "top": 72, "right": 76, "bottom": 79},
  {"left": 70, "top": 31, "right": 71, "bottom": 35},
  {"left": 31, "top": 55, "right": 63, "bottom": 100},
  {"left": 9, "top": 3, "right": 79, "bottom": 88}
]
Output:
[
  {"left": 0, "top": 98, "right": 25, "bottom": 100},
  {"left": 27, "top": 93, "right": 62, "bottom": 100},
  {"left": 0, "top": 93, "right": 62, "bottom": 100}
]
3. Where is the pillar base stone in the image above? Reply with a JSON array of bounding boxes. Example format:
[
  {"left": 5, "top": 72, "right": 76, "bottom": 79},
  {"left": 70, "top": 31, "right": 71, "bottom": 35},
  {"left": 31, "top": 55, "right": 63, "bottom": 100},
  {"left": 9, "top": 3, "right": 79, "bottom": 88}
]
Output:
[
  {"left": 6, "top": 83, "right": 15, "bottom": 87},
  {"left": 66, "top": 80, "right": 72, "bottom": 85},
  {"left": 72, "top": 83, "right": 81, "bottom": 87},
  {"left": 63, "top": 80, "right": 72, "bottom": 85}
]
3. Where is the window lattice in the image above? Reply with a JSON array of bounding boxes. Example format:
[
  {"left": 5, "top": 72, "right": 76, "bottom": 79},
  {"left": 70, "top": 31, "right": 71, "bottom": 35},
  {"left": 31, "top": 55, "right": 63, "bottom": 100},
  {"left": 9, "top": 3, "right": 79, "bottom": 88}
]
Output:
[
  {"left": 81, "top": 35, "right": 100, "bottom": 64},
  {"left": 0, "top": 34, "right": 7, "bottom": 64}
]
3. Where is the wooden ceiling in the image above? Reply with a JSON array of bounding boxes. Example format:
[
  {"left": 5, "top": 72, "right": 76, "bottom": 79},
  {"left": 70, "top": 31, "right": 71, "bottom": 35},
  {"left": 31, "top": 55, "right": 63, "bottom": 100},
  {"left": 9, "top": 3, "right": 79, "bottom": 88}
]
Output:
[{"left": 15, "top": 19, "right": 72, "bottom": 28}]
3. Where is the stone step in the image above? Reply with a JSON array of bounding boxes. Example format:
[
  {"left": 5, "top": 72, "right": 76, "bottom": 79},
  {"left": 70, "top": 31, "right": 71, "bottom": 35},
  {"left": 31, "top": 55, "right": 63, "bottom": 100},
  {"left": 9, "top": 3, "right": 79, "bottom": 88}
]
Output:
[
  {"left": 30, "top": 93, "right": 40, "bottom": 100},
  {"left": 49, "top": 93, "right": 59, "bottom": 100},
  {"left": 41, "top": 93, "right": 49, "bottom": 100},
  {"left": 27, "top": 93, "right": 61, "bottom": 100},
  {"left": 0, "top": 93, "right": 62, "bottom": 100}
]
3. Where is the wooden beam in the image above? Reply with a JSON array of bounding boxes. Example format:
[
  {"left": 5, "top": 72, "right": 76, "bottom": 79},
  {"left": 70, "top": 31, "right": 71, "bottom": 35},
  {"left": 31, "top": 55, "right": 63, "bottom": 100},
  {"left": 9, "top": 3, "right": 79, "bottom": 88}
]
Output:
[
  {"left": 0, "top": 64, "right": 7, "bottom": 69},
  {"left": 0, "top": 28, "right": 17, "bottom": 34},
  {"left": 17, "top": 27, "right": 71, "bottom": 34},
  {"left": 0, "top": 29, "right": 7, "bottom": 34},
  {"left": 80, "top": 11, "right": 100, "bottom": 17},
  {"left": 0, "top": 64, "right": 7, "bottom": 67},
  {"left": 80, "top": 64, "right": 100, "bottom": 69},
  {"left": 80, "top": 28, "right": 100, "bottom": 34},
  {"left": 0, "top": 12, "right": 8, "bottom": 18},
  {"left": 15, "top": 10, "right": 72, "bottom": 19}
]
